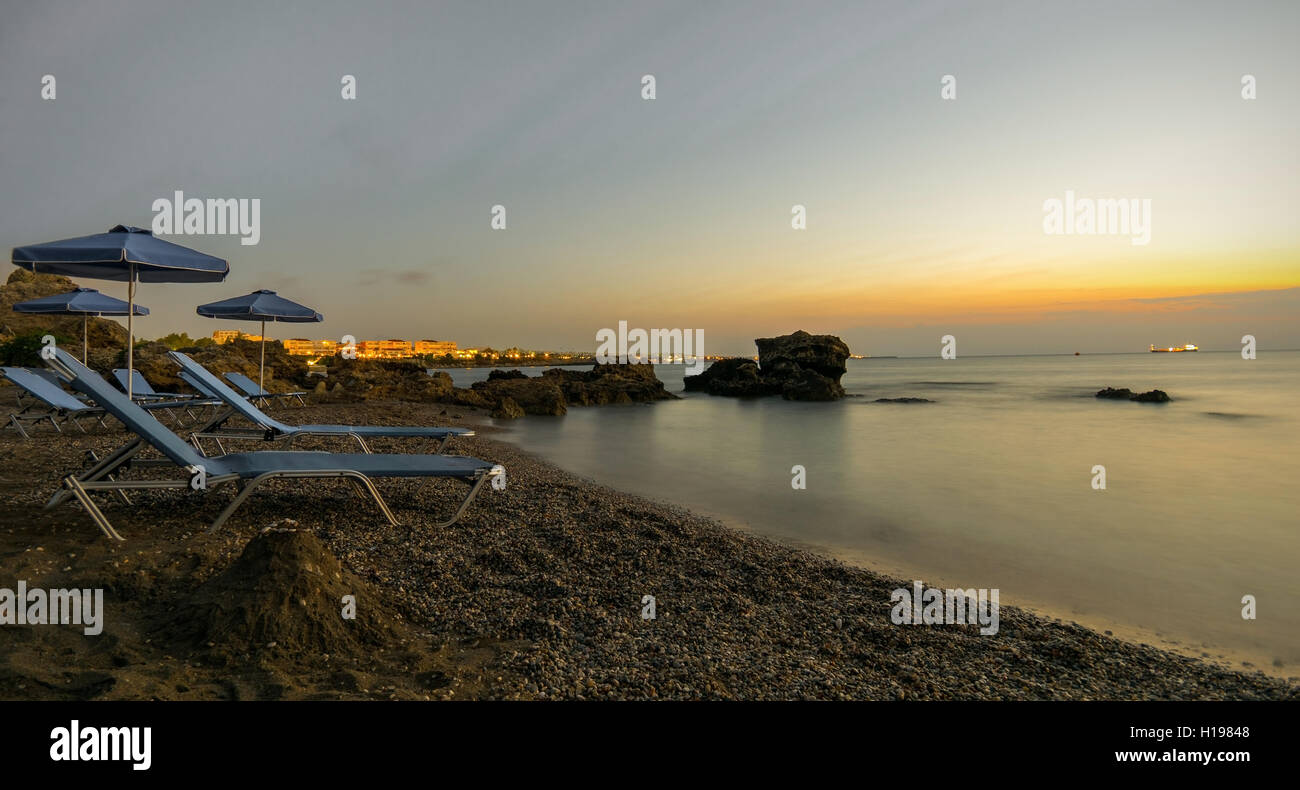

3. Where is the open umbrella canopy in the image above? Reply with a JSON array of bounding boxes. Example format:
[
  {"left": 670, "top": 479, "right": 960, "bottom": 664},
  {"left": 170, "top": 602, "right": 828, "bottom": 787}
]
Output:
[
  {"left": 13, "top": 287, "right": 150, "bottom": 362},
  {"left": 196, "top": 290, "right": 323, "bottom": 389},
  {"left": 195, "top": 289, "right": 322, "bottom": 322},
  {"left": 12, "top": 287, "right": 149, "bottom": 317},
  {"left": 12, "top": 225, "right": 229, "bottom": 282},
  {"left": 11, "top": 224, "right": 228, "bottom": 396}
]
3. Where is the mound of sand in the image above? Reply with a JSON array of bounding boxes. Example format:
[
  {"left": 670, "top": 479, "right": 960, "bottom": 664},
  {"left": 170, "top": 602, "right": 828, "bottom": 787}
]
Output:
[{"left": 158, "top": 526, "right": 412, "bottom": 661}]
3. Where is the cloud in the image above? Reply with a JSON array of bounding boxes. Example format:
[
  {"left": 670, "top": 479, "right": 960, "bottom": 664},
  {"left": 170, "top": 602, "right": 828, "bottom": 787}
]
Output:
[{"left": 354, "top": 268, "right": 432, "bottom": 287}]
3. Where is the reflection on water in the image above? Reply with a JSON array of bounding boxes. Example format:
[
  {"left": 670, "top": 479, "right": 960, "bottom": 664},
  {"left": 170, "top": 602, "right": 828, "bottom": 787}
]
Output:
[{"left": 480, "top": 352, "right": 1300, "bottom": 673}]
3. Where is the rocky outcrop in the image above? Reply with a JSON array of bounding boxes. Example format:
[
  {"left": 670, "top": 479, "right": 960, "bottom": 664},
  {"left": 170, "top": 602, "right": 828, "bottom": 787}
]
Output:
[
  {"left": 683, "top": 358, "right": 765, "bottom": 397},
  {"left": 684, "top": 330, "right": 851, "bottom": 401},
  {"left": 542, "top": 363, "right": 677, "bottom": 406},
  {"left": 469, "top": 362, "right": 678, "bottom": 418},
  {"left": 472, "top": 376, "right": 567, "bottom": 416},
  {"left": 0, "top": 270, "right": 129, "bottom": 350},
  {"left": 489, "top": 397, "right": 526, "bottom": 419},
  {"left": 1096, "top": 387, "right": 1170, "bottom": 403},
  {"left": 756, "top": 330, "right": 850, "bottom": 382}
]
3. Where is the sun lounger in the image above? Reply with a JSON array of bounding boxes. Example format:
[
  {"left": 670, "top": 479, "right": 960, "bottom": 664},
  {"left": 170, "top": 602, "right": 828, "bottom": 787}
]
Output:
[
  {"left": 3, "top": 366, "right": 220, "bottom": 438},
  {"left": 171, "top": 351, "right": 471, "bottom": 453},
  {"left": 110, "top": 368, "right": 219, "bottom": 425},
  {"left": 10, "top": 367, "right": 87, "bottom": 408},
  {"left": 222, "top": 370, "right": 306, "bottom": 407},
  {"left": 112, "top": 368, "right": 205, "bottom": 401},
  {"left": 2, "top": 366, "right": 108, "bottom": 438},
  {"left": 43, "top": 347, "right": 504, "bottom": 540}
]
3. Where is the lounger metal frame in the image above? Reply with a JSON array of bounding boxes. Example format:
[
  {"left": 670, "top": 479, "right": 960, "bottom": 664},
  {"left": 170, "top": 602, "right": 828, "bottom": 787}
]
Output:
[
  {"left": 223, "top": 371, "right": 306, "bottom": 407},
  {"left": 42, "top": 350, "right": 503, "bottom": 541},
  {"left": 173, "top": 359, "right": 465, "bottom": 455}
]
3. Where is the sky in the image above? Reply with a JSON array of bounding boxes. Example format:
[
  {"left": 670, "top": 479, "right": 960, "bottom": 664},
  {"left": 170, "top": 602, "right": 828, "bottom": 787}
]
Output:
[{"left": 1, "top": 0, "right": 1296, "bottom": 356}]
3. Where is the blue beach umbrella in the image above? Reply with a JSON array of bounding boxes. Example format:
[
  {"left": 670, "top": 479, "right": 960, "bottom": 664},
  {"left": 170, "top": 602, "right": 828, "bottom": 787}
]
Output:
[
  {"left": 196, "top": 289, "right": 323, "bottom": 389},
  {"left": 12, "top": 225, "right": 228, "bottom": 396},
  {"left": 12, "top": 287, "right": 150, "bottom": 363}
]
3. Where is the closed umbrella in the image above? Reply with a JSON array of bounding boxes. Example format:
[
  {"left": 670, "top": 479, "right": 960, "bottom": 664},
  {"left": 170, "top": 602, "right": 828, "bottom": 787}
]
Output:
[
  {"left": 196, "top": 289, "right": 323, "bottom": 389},
  {"left": 12, "top": 225, "right": 228, "bottom": 396},
  {"left": 12, "top": 287, "right": 149, "bottom": 364}
]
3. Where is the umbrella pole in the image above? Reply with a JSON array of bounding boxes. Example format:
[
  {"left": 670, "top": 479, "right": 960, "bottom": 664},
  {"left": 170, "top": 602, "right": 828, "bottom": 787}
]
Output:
[
  {"left": 83, "top": 315, "right": 88, "bottom": 364},
  {"left": 126, "top": 266, "right": 135, "bottom": 398},
  {"left": 260, "top": 319, "right": 266, "bottom": 391}
]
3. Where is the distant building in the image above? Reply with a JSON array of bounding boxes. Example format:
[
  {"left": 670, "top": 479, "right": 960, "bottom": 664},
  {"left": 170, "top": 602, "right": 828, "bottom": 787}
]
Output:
[
  {"left": 284, "top": 338, "right": 339, "bottom": 356},
  {"left": 414, "top": 340, "right": 458, "bottom": 356},
  {"left": 356, "top": 339, "right": 412, "bottom": 359},
  {"left": 212, "top": 329, "right": 261, "bottom": 344}
]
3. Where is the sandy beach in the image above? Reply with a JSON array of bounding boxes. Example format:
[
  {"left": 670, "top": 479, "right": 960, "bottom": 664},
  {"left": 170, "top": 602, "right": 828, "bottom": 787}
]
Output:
[{"left": 0, "top": 391, "right": 1294, "bottom": 701}]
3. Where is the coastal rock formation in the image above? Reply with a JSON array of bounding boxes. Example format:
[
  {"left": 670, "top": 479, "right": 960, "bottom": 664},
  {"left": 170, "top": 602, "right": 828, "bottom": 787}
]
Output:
[
  {"left": 489, "top": 396, "right": 526, "bottom": 419},
  {"left": 468, "top": 362, "right": 678, "bottom": 418},
  {"left": 682, "top": 357, "right": 764, "bottom": 397},
  {"left": 756, "top": 330, "right": 851, "bottom": 383},
  {"left": 0, "top": 270, "right": 129, "bottom": 352},
  {"left": 472, "top": 376, "right": 567, "bottom": 416},
  {"left": 1096, "top": 387, "right": 1171, "bottom": 403},
  {"left": 543, "top": 362, "right": 677, "bottom": 406},
  {"left": 684, "top": 330, "right": 851, "bottom": 401}
]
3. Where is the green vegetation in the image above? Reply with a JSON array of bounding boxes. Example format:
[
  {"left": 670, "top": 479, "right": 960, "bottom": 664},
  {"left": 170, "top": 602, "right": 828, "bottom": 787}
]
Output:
[
  {"left": 0, "top": 331, "right": 72, "bottom": 366},
  {"left": 154, "top": 332, "right": 215, "bottom": 350}
]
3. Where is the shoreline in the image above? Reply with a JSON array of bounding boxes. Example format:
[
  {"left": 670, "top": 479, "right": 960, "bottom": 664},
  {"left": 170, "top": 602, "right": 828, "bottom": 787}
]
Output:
[
  {"left": 0, "top": 393, "right": 1295, "bottom": 700},
  {"left": 485, "top": 416, "right": 1297, "bottom": 683},
  {"left": 514, "top": 462, "right": 1295, "bottom": 684}
]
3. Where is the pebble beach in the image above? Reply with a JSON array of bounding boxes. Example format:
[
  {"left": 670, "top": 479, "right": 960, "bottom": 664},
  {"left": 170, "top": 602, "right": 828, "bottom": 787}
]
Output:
[{"left": 0, "top": 393, "right": 1295, "bottom": 701}]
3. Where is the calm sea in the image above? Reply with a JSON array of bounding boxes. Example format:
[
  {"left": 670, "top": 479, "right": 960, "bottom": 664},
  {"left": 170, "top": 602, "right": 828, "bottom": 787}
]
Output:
[{"left": 440, "top": 352, "right": 1300, "bottom": 674}]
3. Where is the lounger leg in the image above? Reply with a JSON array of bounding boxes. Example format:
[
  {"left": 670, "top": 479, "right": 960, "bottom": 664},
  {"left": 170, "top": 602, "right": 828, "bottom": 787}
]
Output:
[
  {"left": 69, "top": 415, "right": 87, "bottom": 433},
  {"left": 431, "top": 472, "right": 495, "bottom": 529},
  {"left": 207, "top": 471, "right": 402, "bottom": 533},
  {"left": 351, "top": 473, "right": 400, "bottom": 525},
  {"left": 8, "top": 415, "right": 31, "bottom": 440},
  {"left": 62, "top": 475, "right": 125, "bottom": 542},
  {"left": 48, "top": 439, "right": 144, "bottom": 509},
  {"left": 208, "top": 476, "right": 270, "bottom": 533}
]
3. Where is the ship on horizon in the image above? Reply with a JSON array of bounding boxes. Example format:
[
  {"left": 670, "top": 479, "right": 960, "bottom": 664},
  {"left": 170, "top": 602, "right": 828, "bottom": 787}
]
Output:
[{"left": 1150, "top": 343, "right": 1198, "bottom": 353}]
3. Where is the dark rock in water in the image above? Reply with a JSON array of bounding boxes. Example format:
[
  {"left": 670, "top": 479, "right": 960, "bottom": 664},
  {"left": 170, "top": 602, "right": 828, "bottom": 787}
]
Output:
[
  {"left": 874, "top": 397, "right": 934, "bottom": 403},
  {"left": 490, "top": 396, "right": 526, "bottom": 419},
  {"left": 472, "top": 376, "right": 567, "bottom": 416},
  {"left": 465, "top": 362, "right": 677, "bottom": 416},
  {"left": 1096, "top": 387, "right": 1170, "bottom": 403},
  {"left": 542, "top": 362, "right": 678, "bottom": 406},
  {"left": 311, "top": 359, "right": 455, "bottom": 403},
  {"left": 1132, "top": 389, "right": 1170, "bottom": 403},
  {"left": 757, "top": 330, "right": 850, "bottom": 382},
  {"left": 683, "top": 357, "right": 765, "bottom": 396},
  {"left": 684, "top": 330, "right": 851, "bottom": 401},
  {"left": 781, "top": 367, "right": 843, "bottom": 401}
]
